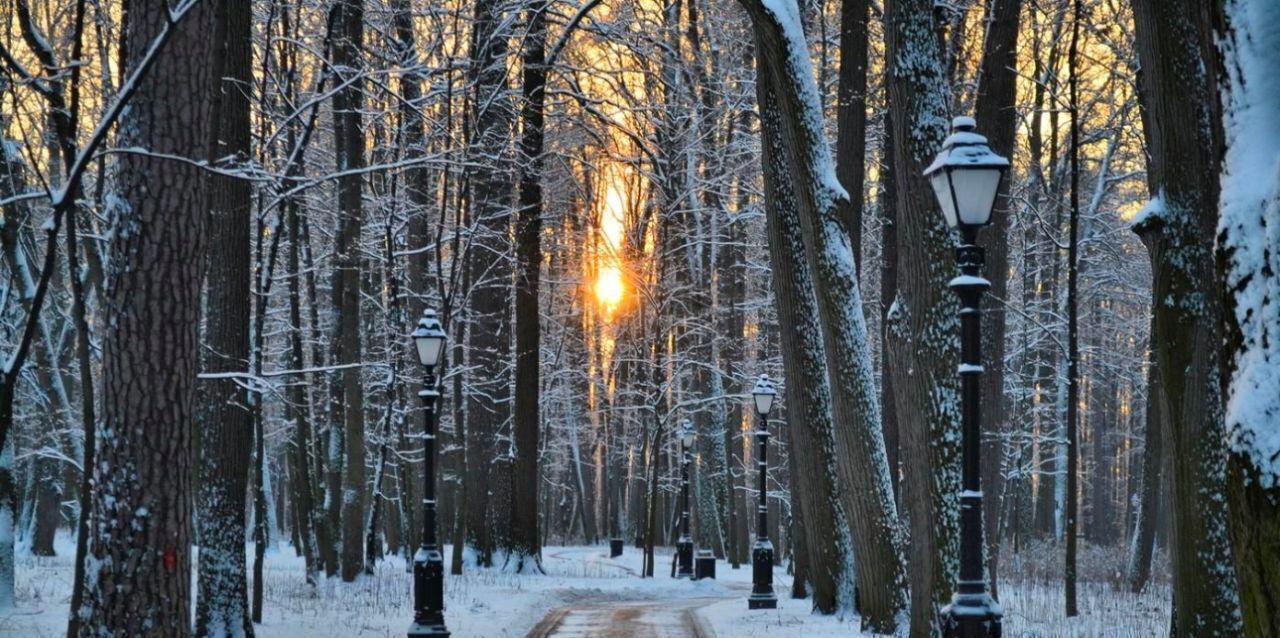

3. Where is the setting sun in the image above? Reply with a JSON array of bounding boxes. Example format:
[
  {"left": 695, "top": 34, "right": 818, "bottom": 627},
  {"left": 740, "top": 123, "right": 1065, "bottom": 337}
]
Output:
[{"left": 595, "top": 266, "right": 625, "bottom": 310}]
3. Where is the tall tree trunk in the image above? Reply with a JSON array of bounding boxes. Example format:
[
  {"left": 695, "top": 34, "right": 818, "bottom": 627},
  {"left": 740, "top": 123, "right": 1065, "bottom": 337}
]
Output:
[
  {"left": 1216, "top": 2, "right": 1280, "bottom": 634},
  {"left": 27, "top": 451, "right": 60, "bottom": 557},
  {"left": 332, "top": 0, "right": 368, "bottom": 583},
  {"left": 971, "top": 0, "right": 1021, "bottom": 599},
  {"left": 287, "top": 206, "right": 320, "bottom": 586},
  {"left": 1127, "top": 349, "right": 1162, "bottom": 593},
  {"left": 880, "top": 113, "right": 900, "bottom": 504},
  {"left": 884, "top": 0, "right": 960, "bottom": 634},
  {"left": 1131, "top": 0, "right": 1244, "bottom": 633},
  {"left": 196, "top": 0, "right": 255, "bottom": 632},
  {"left": 0, "top": 133, "right": 26, "bottom": 611},
  {"left": 391, "top": 0, "right": 430, "bottom": 564},
  {"left": 78, "top": 0, "right": 215, "bottom": 632},
  {"left": 64, "top": 159, "right": 98, "bottom": 638},
  {"left": 509, "top": 0, "right": 548, "bottom": 574},
  {"left": 464, "top": 0, "right": 514, "bottom": 566},
  {"left": 835, "top": 0, "right": 867, "bottom": 269},
  {"left": 719, "top": 159, "right": 750, "bottom": 567},
  {"left": 752, "top": 53, "right": 856, "bottom": 614},
  {"left": 740, "top": 0, "right": 907, "bottom": 626},
  {"left": 1063, "top": 0, "right": 1081, "bottom": 616}
]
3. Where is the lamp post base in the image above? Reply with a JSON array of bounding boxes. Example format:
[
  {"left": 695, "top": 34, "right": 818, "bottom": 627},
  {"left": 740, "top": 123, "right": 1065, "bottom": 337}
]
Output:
[
  {"left": 940, "top": 591, "right": 1003, "bottom": 638},
  {"left": 407, "top": 620, "right": 451, "bottom": 638},
  {"left": 676, "top": 537, "right": 694, "bottom": 579},
  {"left": 748, "top": 593, "right": 778, "bottom": 609},
  {"left": 411, "top": 548, "right": 449, "bottom": 638},
  {"left": 749, "top": 540, "right": 776, "bottom": 609}
]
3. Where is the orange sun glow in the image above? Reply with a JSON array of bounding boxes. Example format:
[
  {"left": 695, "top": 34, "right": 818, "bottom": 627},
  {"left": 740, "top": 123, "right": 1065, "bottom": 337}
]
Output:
[{"left": 596, "top": 265, "right": 625, "bottom": 309}]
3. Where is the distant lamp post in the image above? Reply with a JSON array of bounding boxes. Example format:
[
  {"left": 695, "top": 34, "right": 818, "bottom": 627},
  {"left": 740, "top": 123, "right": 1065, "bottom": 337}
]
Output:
[
  {"left": 748, "top": 374, "right": 778, "bottom": 610},
  {"left": 676, "top": 419, "right": 696, "bottom": 579},
  {"left": 409, "top": 309, "right": 449, "bottom": 638},
  {"left": 925, "top": 116, "right": 1009, "bottom": 638}
]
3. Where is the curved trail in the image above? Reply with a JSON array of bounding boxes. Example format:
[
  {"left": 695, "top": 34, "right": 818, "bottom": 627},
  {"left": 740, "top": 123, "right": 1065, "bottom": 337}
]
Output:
[{"left": 544, "top": 548, "right": 638, "bottom": 577}]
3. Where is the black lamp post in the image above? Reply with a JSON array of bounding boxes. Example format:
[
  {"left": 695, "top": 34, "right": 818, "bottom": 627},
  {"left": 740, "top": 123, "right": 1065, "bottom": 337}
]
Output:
[
  {"left": 925, "top": 116, "right": 1009, "bottom": 638},
  {"left": 676, "top": 419, "right": 695, "bottom": 579},
  {"left": 409, "top": 309, "right": 449, "bottom": 638},
  {"left": 748, "top": 374, "right": 777, "bottom": 610}
]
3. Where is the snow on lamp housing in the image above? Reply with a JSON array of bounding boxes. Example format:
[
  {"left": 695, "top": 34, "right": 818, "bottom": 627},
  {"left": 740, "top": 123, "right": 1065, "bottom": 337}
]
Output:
[
  {"left": 924, "top": 116, "right": 1011, "bottom": 230},
  {"left": 752, "top": 374, "right": 776, "bottom": 416},
  {"left": 412, "top": 308, "right": 447, "bottom": 367}
]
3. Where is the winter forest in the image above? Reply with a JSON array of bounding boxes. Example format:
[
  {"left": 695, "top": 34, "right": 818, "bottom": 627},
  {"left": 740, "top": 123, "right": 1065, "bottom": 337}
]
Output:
[{"left": 0, "top": 0, "right": 1278, "bottom": 635}]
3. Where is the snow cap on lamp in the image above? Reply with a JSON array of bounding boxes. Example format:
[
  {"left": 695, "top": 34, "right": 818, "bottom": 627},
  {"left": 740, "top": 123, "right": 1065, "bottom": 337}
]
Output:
[
  {"left": 752, "top": 374, "right": 776, "bottom": 416},
  {"left": 411, "top": 308, "right": 447, "bottom": 367},
  {"left": 923, "top": 116, "right": 1010, "bottom": 231}
]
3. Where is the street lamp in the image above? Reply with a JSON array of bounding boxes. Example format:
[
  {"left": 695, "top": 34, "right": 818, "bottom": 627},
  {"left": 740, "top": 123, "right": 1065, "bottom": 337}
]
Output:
[
  {"left": 676, "top": 419, "right": 695, "bottom": 579},
  {"left": 748, "top": 374, "right": 777, "bottom": 610},
  {"left": 925, "top": 116, "right": 1008, "bottom": 638},
  {"left": 409, "top": 309, "right": 449, "bottom": 638}
]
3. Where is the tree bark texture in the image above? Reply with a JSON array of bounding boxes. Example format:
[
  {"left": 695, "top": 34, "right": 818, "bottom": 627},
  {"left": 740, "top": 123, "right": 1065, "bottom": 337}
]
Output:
[
  {"left": 1064, "top": 0, "right": 1082, "bottom": 617},
  {"left": 884, "top": 0, "right": 961, "bottom": 634},
  {"left": 1127, "top": 348, "right": 1162, "bottom": 593},
  {"left": 740, "top": 0, "right": 907, "bottom": 626},
  {"left": 464, "top": 0, "right": 515, "bottom": 566},
  {"left": 1131, "top": 0, "right": 1244, "bottom": 633},
  {"left": 332, "top": 0, "right": 368, "bottom": 583},
  {"left": 753, "top": 53, "right": 855, "bottom": 614},
  {"left": 196, "top": 0, "right": 255, "bottom": 632},
  {"left": 835, "top": 0, "right": 867, "bottom": 269},
  {"left": 1216, "top": 2, "right": 1280, "bottom": 634},
  {"left": 78, "top": 0, "right": 215, "bottom": 633},
  {"left": 509, "top": 0, "right": 548, "bottom": 573}
]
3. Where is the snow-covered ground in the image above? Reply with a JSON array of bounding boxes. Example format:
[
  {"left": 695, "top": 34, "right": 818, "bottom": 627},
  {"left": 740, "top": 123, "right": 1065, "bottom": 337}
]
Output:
[{"left": 1, "top": 534, "right": 1169, "bottom": 637}]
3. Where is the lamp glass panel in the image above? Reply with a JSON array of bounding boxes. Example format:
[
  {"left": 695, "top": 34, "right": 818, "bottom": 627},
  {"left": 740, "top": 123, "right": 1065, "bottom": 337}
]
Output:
[
  {"left": 416, "top": 336, "right": 444, "bottom": 367},
  {"left": 754, "top": 392, "right": 773, "bottom": 416},
  {"left": 951, "top": 168, "right": 1002, "bottom": 226},
  {"left": 929, "top": 171, "right": 959, "bottom": 229}
]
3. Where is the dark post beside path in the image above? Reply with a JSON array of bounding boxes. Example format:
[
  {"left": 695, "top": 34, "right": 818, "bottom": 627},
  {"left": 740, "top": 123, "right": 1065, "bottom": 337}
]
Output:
[
  {"left": 748, "top": 374, "right": 777, "bottom": 609},
  {"left": 925, "top": 116, "right": 1009, "bottom": 638},
  {"left": 409, "top": 309, "right": 450, "bottom": 638}
]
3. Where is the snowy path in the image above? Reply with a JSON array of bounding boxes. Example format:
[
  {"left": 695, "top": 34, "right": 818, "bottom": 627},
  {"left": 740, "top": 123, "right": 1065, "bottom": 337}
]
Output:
[
  {"left": 531, "top": 549, "right": 734, "bottom": 637},
  {"left": 524, "top": 597, "right": 721, "bottom": 638}
]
